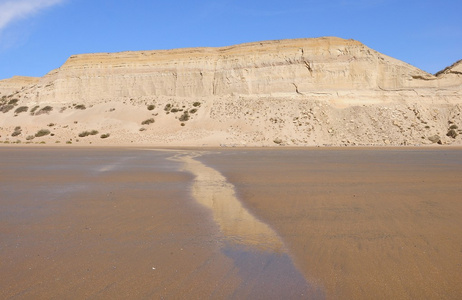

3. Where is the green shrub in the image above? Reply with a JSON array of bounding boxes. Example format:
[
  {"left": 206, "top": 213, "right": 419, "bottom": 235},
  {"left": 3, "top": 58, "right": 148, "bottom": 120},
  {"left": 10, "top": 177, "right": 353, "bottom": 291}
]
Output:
[
  {"left": 14, "top": 106, "right": 28, "bottom": 114},
  {"left": 141, "top": 118, "right": 155, "bottom": 125},
  {"left": 35, "top": 129, "right": 50, "bottom": 137},
  {"left": 189, "top": 108, "right": 197, "bottom": 113},
  {"left": 147, "top": 104, "right": 155, "bottom": 111},
  {"left": 26, "top": 135, "right": 35, "bottom": 141},
  {"left": 164, "top": 104, "right": 172, "bottom": 111},
  {"left": 171, "top": 108, "right": 179, "bottom": 113},
  {"left": 90, "top": 130, "right": 99, "bottom": 135},
  {"left": 193, "top": 102, "right": 201, "bottom": 107},
  {"left": 74, "top": 104, "right": 86, "bottom": 110},
  {"left": 100, "top": 133, "right": 110, "bottom": 139}
]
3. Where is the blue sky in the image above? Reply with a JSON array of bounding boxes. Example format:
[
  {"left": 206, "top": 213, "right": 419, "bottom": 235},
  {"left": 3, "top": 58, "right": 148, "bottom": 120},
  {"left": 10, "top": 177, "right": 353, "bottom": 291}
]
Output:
[{"left": 0, "top": 0, "right": 461, "bottom": 80}]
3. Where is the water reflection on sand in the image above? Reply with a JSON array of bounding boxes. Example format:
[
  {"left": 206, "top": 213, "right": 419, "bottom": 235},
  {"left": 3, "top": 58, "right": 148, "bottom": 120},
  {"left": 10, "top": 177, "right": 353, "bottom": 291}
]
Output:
[
  {"left": 176, "top": 153, "right": 283, "bottom": 251},
  {"left": 168, "top": 151, "right": 323, "bottom": 298}
]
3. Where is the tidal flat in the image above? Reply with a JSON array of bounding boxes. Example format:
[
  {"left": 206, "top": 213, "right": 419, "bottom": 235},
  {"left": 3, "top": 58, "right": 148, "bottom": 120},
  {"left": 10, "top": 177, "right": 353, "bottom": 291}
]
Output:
[{"left": 1, "top": 147, "right": 461, "bottom": 299}]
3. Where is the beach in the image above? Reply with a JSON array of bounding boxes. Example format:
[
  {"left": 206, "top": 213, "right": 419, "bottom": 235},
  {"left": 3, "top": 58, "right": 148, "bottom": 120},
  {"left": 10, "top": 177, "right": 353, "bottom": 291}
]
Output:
[{"left": 1, "top": 147, "right": 461, "bottom": 299}]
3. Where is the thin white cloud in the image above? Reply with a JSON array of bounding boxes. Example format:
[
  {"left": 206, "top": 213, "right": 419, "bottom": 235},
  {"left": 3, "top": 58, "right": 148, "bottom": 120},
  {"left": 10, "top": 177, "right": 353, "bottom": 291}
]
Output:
[{"left": 0, "top": 0, "right": 65, "bottom": 32}]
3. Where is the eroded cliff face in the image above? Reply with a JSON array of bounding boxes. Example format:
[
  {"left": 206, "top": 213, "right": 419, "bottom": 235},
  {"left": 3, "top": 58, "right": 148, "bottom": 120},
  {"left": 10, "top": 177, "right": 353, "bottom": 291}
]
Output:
[
  {"left": 0, "top": 37, "right": 461, "bottom": 147},
  {"left": 0, "top": 76, "right": 39, "bottom": 96},
  {"left": 3, "top": 37, "right": 458, "bottom": 103}
]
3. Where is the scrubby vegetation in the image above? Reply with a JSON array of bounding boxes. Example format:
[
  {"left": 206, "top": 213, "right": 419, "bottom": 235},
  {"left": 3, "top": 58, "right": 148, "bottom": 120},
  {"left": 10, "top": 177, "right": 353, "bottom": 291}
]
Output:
[
  {"left": 141, "top": 118, "right": 155, "bottom": 125},
  {"left": 8, "top": 99, "right": 19, "bottom": 105},
  {"left": 35, "top": 129, "right": 51, "bottom": 137},
  {"left": 147, "top": 104, "right": 155, "bottom": 111},
  {"left": 14, "top": 106, "right": 28, "bottom": 114},
  {"left": 100, "top": 133, "right": 110, "bottom": 139},
  {"left": 30, "top": 106, "right": 40, "bottom": 115},
  {"left": 78, "top": 130, "right": 99, "bottom": 137},
  {"left": 179, "top": 111, "right": 190, "bottom": 122},
  {"left": 0, "top": 104, "right": 14, "bottom": 113},
  {"left": 74, "top": 104, "right": 86, "bottom": 110},
  {"left": 35, "top": 106, "right": 53, "bottom": 115},
  {"left": 162, "top": 101, "right": 199, "bottom": 123},
  {"left": 11, "top": 126, "right": 22, "bottom": 137}
]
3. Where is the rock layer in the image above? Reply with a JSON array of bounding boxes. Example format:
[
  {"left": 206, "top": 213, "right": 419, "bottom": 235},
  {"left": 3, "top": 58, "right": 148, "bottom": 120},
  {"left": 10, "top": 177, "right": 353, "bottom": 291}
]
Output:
[{"left": 3, "top": 37, "right": 460, "bottom": 102}]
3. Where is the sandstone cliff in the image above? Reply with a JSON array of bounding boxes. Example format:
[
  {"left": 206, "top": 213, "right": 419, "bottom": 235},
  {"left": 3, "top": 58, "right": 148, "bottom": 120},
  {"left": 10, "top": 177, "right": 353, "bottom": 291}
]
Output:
[
  {"left": 0, "top": 76, "right": 39, "bottom": 96},
  {"left": 0, "top": 37, "right": 461, "bottom": 146}
]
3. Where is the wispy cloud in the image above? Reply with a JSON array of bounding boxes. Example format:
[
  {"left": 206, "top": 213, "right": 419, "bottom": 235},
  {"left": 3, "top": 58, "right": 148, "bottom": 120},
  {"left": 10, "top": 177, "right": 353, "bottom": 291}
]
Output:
[{"left": 0, "top": 0, "right": 65, "bottom": 33}]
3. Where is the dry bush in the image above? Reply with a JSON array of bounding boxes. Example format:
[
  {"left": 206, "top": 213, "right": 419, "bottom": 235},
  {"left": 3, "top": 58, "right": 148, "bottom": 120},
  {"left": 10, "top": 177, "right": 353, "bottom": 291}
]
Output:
[
  {"left": 35, "top": 129, "right": 50, "bottom": 137},
  {"left": 14, "top": 106, "right": 28, "bottom": 114},
  {"left": 141, "top": 118, "right": 155, "bottom": 125}
]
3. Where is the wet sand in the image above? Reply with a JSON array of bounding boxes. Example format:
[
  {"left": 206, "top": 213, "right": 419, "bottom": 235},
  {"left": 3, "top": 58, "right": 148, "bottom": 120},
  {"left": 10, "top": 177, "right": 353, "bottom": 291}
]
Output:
[
  {"left": 1, "top": 147, "right": 461, "bottom": 299},
  {"left": 197, "top": 148, "right": 462, "bottom": 299}
]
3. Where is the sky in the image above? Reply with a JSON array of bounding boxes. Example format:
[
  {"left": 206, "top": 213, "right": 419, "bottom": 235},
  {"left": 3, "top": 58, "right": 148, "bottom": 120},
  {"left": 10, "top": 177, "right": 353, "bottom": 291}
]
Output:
[{"left": 0, "top": 0, "right": 461, "bottom": 80}]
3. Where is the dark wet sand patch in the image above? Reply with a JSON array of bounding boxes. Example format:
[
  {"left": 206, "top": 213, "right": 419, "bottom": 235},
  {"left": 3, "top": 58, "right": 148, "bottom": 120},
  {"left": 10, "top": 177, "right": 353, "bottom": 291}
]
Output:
[{"left": 197, "top": 148, "right": 462, "bottom": 299}]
